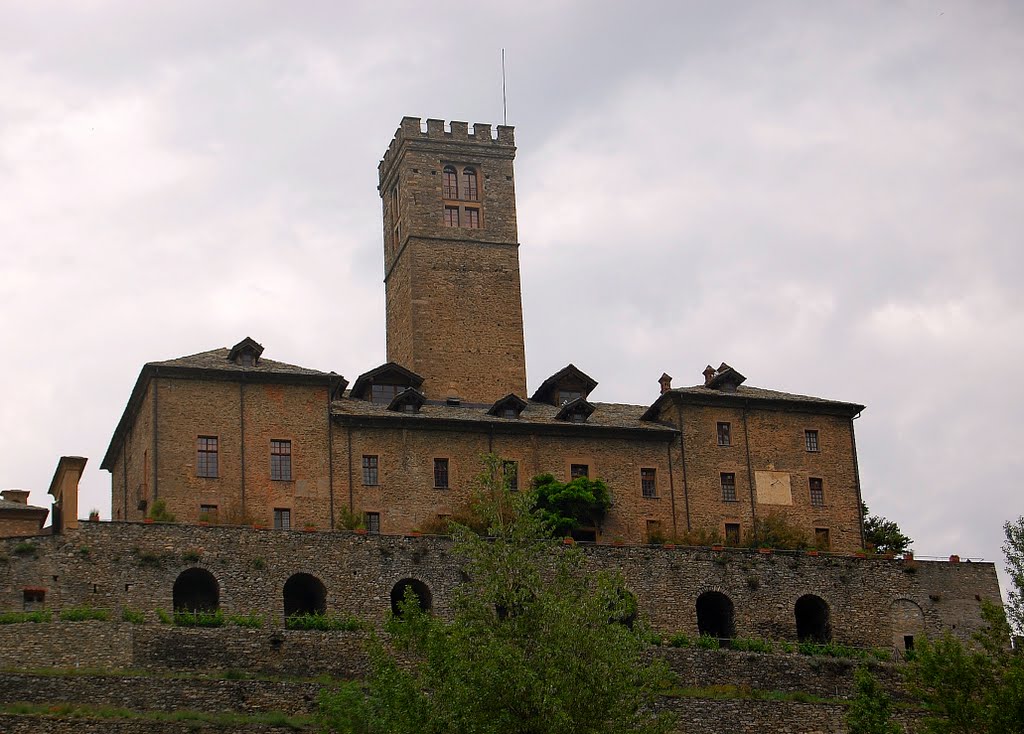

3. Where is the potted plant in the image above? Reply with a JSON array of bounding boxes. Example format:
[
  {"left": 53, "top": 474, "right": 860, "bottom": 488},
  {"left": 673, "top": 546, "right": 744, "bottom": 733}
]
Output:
[
  {"left": 563, "top": 536, "right": 575, "bottom": 546},
  {"left": 88, "top": 509, "right": 100, "bottom": 522},
  {"left": 303, "top": 523, "right": 317, "bottom": 532}
]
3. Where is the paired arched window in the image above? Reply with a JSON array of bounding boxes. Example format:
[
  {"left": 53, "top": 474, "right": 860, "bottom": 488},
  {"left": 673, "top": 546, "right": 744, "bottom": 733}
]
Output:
[
  {"left": 442, "top": 165, "right": 458, "bottom": 199},
  {"left": 461, "top": 167, "right": 478, "bottom": 200}
]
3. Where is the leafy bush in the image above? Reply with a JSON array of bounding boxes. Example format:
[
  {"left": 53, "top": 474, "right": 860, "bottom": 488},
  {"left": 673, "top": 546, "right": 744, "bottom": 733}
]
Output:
[
  {"left": 13, "top": 542, "right": 36, "bottom": 556},
  {"left": 744, "top": 512, "right": 810, "bottom": 550},
  {"left": 674, "top": 527, "right": 724, "bottom": 547},
  {"left": 181, "top": 549, "right": 202, "bottom": 564},
  {"left": 173, "top": 609, "right": 224, "bottom": 627},
  {"left": 136, "top": 549, "right": 164, "bottom": 568},
  {"left": 155, "top": 608, "right": 173, "bottom": 624},
  {"left": 336, "top": 506, "right": 366, "bottom": 531},
  {"left": 530, "top": 473, "right": 611, "bottom": 537},
  {"left": 730, "top": 637, "right": 773, "bottom": 654},
  {"left": 285, "top": 613, "right": 364, "bottom": 631},
  {"left": 59, "top": 606, "right": 111, "bottom": 622},
  {"left": 695, "top": 634, "right": 720, "bottom": 650},
  {"left": 667, "top": 633, "right": 691, "bottom": 648},
  {"left": 121, "top": 608, "right": 145, "bottom": 624},
  {"left": 0, "top": 611, "right": 51, "bottom": 624},
  {"left": 146, "top": 499, "right": 176, "bottom": 523},
  {"left": 227, "top": 612, "right": 263, "bottom": 629}
]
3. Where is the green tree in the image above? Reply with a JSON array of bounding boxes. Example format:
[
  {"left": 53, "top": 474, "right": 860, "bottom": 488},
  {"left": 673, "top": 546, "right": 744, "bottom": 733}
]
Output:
[
  {"left": 846, "top": 667, "right": 902, "bottom": 734},
  {"left": 861, "top": 502, "right": 912, "bottom": 554},
  {"left": 318, "top": 457, "right": 673, "bottom": 734},
  {"left": 1004, "top": 516, "right": 1024, "bottom": 636},
  {"left": 530, "top": 472, "right": 611, "bottom": 537}
]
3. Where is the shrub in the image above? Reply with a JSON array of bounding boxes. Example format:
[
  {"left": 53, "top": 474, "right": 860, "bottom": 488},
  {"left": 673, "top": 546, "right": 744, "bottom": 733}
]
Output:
[
  {"left": 227, "top": 612, "right": 263, "bottom": 629},
  {"left": 674, "top": 527, "right": 724, "bottom": 547},
  {"left": 121, "top": 608, "right": 145, "bottom": 624},
  {"left": 181, "top": 549, "right": 202, "bottom": 564},
  {"left": 173, "top": 609, "right": 225, "bottom": 627},
  {"left": 59, "top": 606, "right": 111, "bottom": 622},
  {"left": 250, "top": 557, "right": 266, "bottom": 571},
  {"left": 146, "top": 500, "right": 176, "bottom": 523},
  {"left": 336, "top": 506, "right": 365, "bottom": 532},
  {"left": 0, "top": 610, "right": 51, "bottom": 624},
  {"left": 730, "top": 637, "right": 773, "bottom": 654},
  {"left": 530, "top": 473, "right": 611, "bottom": 537},
  {"left": 744, "top": 511, "right": 809, "bottom": 550},
  {"left": 78, "top": 546, "right": 91, "bottom": 559},
  {"left": 155, "top": 608, "right": 173, "bottom": 625},
  {"left": 695, "top": 634, "right": 720, "bottom": 650},
  {"left": 285, "top": 613, "right": 365, "bottom": 632},
  {"left": 136, "top": 549, "right": 164, "bottom": 568},
  {"left": 667, "top": 633, "right": 691, "bottom": 648},
  {"left": 13, "top": 541, "right": 36, "bottom": 556}
]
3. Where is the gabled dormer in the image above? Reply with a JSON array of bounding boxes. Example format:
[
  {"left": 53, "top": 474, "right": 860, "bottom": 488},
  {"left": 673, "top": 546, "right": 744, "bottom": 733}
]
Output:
[
  {"left": 388, "top": 388, "right": 427, "bottom": 414},
  {"left": 531, "top": 364, "right": 598, "bottom": 406},
  {"left": 555, "top": 396, "right": 596, "bottom": 424},
  {"left": 227, "top": 337, "right": 264, "bottom": 367},
  {"left": 703, "top": 362, "right": 746, "bottom": 392},
  {"left": 350, "top": 362, "right": 425, "bottom": 405},
  {"left": 488, "top": 393, "right": 528, "bottom": 419}
]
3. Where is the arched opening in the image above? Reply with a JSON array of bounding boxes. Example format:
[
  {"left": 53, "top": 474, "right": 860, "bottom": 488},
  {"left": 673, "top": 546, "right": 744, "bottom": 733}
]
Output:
[
  {"left": 390, "top": 578, "right": 432, "bottom": 617},
  {"left": 442, "top": 165, "right": 458, "bottom": 199},
  {"left": 795, "top": 594, "right": 831, "bottom": 643},
  {"left": 461, "top": 166, "right": 478, "bottom": 200},
  {"left": 283, "top": 573, "right": 327, "bottom": 618},
  {"left": 172, "top": 568, "right": 219, "bottom": 613},
  {"left": 696, "top": 591, "right": 735, "bottom": 640}
]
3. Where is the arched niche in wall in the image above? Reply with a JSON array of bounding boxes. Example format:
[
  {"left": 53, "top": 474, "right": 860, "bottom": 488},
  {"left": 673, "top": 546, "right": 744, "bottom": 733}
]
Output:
[
  {"left": 390, "top": 578, "right": 432, "bottom": 617},
  {"left": 172, "top": 568, "right": 219, "bottom": 613},
  {"left": 795, "top": 594, "right": 831, "bottom": 643},
  {"left": 283, "top": 573, "right": 328, "bottom": 618},
  {"left": 696, "top": 591, "right": 736, "bottom": 640},
  {"left": 891, "top": 598, "right": 925, "bottom": 654}
]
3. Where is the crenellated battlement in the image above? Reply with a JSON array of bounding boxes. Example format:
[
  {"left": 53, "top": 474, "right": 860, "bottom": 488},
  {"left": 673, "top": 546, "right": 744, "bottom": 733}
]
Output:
[{"left": 378, "top": 116, "right": 515, "bottom": 182}]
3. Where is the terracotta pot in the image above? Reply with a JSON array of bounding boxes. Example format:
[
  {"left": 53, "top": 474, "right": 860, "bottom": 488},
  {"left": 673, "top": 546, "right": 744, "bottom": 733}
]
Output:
[
  {"left": 711, "top": 545, "right": 725, "bottom": 552},
  {"left": 949, "top": 554, "right": 960, "bottom": 563},
  {"left": 807, "top": 550, "right": 819, "bottom": 556},
  {"left": 563, "top": 537, "right": 575, "bottom": 545},
  {"left": 663, "top": 544, "right": 675, "bottom": 550},
  {"left": 143, "top": 518, "right": 154, "bottom": 524},
  {"left": 354, "top": 528, "right": 368, "bottom": 535}
]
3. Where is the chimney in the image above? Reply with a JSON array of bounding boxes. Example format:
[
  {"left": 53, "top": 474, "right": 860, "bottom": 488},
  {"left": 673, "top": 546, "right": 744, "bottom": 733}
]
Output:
[
  {"left": 703, "top": 365, "right": 717, "bottom": 387},
  {"left": 658, "top": 373, "right": 673, "bottom": 394},
  {"left": 1, "top": 489, "right": 30, "bottom": 505},
  {"left": 48, "top": 456, "right": 88, "bottom": 533}
]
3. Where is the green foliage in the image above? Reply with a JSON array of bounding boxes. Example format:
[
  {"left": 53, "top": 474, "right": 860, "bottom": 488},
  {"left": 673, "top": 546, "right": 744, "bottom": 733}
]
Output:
[
  {"left": 1003, "top": 516, "right": 1024, "bottom": 636},
  {"left": 695, "top": 634, "right": 720, "bottom": 650},
  {"left": 0, "top": 610, "right": 51, "bottom": 624},
  {"left": 227, "top": 612, "right": 264, "bottom": 629},
  {"left": 319, "top": 454, "right": 673, "bottom": 734},
  {"left": 667, "top": 633, "right": 691, "bottom": 648},
  {"left": 181, "top": 549, "right": 202, "bottom": 564},
  {"left": 337, "top": 506, "right": 366, "bottom": 532},
  {"left": 730, "top": 637, "right": 773, "bottom": 654},
  {"left": 58, "top": 606, "right": 111, "bottom": 622},
  {"left": 846, "top": 667, "right": 902, "bottom": 734},
  {"left": 146, "top": 499, "right": 176, "bottom": 523},
  {"left": 155, "top": 608, "right": 173, "bottom": 624},
  {"left": 13, "top": 541, "right": 36, "bottom": 556},
  {"left": 250, "top": 557, "right": 267, "bottom": 571},
  {"left": 172, "top": 609, "right": 224, "bottom": 627},
  {"left": 530, "top": 472, "right": 611, "bottom": 537},
  {"left": 744, "top": 511, "right": 809, "bottom": 550},
  {"left": 674, "top": 527, "right": 724, "bottom": 547},
  {"left": 121, "top": 608, "right": 145, "bottom": 624},
  {"left": 286, "top": 613, "right": 364, "bottom": 632},
  {"left": 862, "top": 502, "right": 913, "bottom": 554},
  {"left": 135, "top": 548, "right": 164, "bottom": 568}
]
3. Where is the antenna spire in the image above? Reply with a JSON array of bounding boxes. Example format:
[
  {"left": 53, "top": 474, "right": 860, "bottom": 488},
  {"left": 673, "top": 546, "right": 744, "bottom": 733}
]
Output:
[{"left": 501, "top": 48, "right": 508, "bottom": 126}]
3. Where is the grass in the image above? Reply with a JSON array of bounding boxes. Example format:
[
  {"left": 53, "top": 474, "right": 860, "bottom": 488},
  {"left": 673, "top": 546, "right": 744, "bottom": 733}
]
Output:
[
  {"left": 227, "top": 612, "right": 264, "bottom": 628},
  {"left": 121, "top": 607, "right": 146, "bottom": 624},
  {"left": 58, "top": 606, "right": 111, "bottom": 622},
  {"left": 12, "top": 542, "right": 36, "bottom": 556},
  {"left": 663, "top": 683, "right": 840, "bottom": 705},
  {"left": 285, "top": 612, "right": 366, "bottom": 632},
  {"left": 0, "top": 611, "right": 51, "bottom": 624},
  {"left": 0, "top": 701, "right": 309, "bottom": 729}
]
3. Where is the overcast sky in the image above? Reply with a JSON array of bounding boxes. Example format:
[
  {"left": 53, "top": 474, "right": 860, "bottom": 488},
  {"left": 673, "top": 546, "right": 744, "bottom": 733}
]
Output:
[{"left": 2, "top": 1, "right": 1022, "bottom": 593}]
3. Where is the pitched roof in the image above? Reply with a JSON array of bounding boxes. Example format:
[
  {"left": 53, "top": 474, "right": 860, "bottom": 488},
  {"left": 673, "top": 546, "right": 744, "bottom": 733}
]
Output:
[
  {"left": 150, "top": 348, "right": 330, "bottom": 378},
  {"left": 0, "top": 497, "right": 48, "bottom": 513},
  {"left": 641, "top": 383, "right": 865, "bottom": 420},
  {"left": 349, "top": 362, "right": 424, "bottom": 400},
  {"left": 531, "top": 364, "right": 599, "bottom": 404}
]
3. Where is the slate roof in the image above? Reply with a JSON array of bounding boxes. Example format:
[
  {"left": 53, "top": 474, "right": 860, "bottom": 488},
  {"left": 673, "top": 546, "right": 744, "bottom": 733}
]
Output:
[
  {"left": 150, "top": 348, "right": 331, "bottom": 377},
  {"left": 0, "top": 498, "right": 47, "bottom": 512},
  {"left": 641, "top": 383, "right": 865, "bottom": 420}
]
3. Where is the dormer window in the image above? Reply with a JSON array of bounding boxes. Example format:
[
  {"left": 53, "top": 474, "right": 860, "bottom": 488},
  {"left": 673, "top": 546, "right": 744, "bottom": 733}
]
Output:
[
  {"left": 555, "top": 396, "right": 595, "bottom": 424},
  {"left": 502, "top": 407, "right": 518, "bottom": 419},
  {"left": 488, "top": 393, "right": 527, "bottom": 419},
  {"left": 350, "top": 363, "right": 424, "bottom": 404},
  {"left": 531, "top": 365, "right": 598, "bottom": 407},
  {"left": 227, "top": 337, "right": 264, "bottom": 367},
  {"left": 703, "top": 362, "right": 747, "bottom": 392},
  {"left": 371, "top": 384, "right": 403, "bottom": 406},
  {"left": 557, "top": 389, "right": 582, "bottom": 405},
  {"left": 388, "top": 388, "right": 426, "bottom": 414}
]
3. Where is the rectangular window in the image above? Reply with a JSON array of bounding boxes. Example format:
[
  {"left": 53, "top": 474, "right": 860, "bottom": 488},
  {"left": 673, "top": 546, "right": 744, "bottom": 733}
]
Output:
[
  {"left": 362, "top": 455, "right": 379, "bottom": 486},
  {"left": 720, "top": 472, "right": 737, "bottom": 502},
  {"left": 809, "top": 477, "right": 824, "bottom": 507},
  {"left": 815, "top": 527, "right": 831, "bottom": 550},
  {"left": 558, "top": 389, "right": 582, "bottom": 405},
  {"left": 273, "top": 508, "right": 291, "bottom": 530},
  {"left": 433, "top": 458, "right": 449, "bottom": 489},
  {"left": 464, "top": 206, "right": 480, "bottom": 228},
  {"left": 196, "top": 436, "right": 218, "bottom": 478},
  {"left": 270, "top": 440, "right": 292, "bottom": 481},
  {"left": 503, "top": 460, "right": 519, "bottom": 491},
  {"left": 443, "top": 205, "right": 459, "bottom": 227},
  {"left": 199, "top": 504, "right": 218, "bottom": 523},
  {"left": 805, "top": 429, "right": 819, "bottom": 452},
  {"left": 23, "top": 589, "right": 45, "bottom": 611},
  {"left": 365, "top": 512, "right": 380, "bottom": 534},
  {"left": 725, "top": 523, "right": 741, "bottom": 546},
  {"left": 570, "top": 463, "right": 589, "bottom": 480},
  {"left": 641, "top": 468, "right": 657, "bottom": 498},
  {"left": 370, "top": 383, "right": 401, "bottom": 405},
  {"left": 717, "top": 422, "right": 731, "bottom": 447}
]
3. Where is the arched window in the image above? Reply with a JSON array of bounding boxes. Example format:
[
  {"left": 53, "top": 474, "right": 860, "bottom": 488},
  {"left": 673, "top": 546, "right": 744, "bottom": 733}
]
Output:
[
  {"left": 283, "top": 572, "right": 327, "bottom": 618},
  {"left": 795, "top": 594, "right": 831, "bottom": 643},
  {"left": 442, "top": 165, "right": 458, "bottom": 199},
  {"left": 461, "top": 167, "right": 478, "bottom": 200},
  {"left": 390, "top": 578, "right": 432, "bottom": 617},
  {"left": 173, "top": 568, "right": 219, "bottom": 613},
  {"left": 696, "top": 591, "right": 735, "bottom": 640}
]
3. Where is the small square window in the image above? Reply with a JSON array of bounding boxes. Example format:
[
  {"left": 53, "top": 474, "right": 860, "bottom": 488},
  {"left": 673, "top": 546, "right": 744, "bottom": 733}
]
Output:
[
  {"left": 199, "top": 504, "right": 218, "bottom": 523},
  {"left": 815, "top": 527, "right": 831, "bottom": 550},
  {"left": 805, "top": 429, "right": 819, "bottom": 453},
  {"left": 717, "top": 422, "right": 731, "bottom": 447},
  {"left": 570, "top": 463, "right": 589, "bottom": 480},
  {"left": 720, "top": 473, "right": 737, "bottom": 502},
  {"left": 362, "top": 455, "right": 379, "bottom": 486},
  {"left": 809, "top": 478, "right": 824, "bottom": 507},
  {"left": 641, "top": 468, "right": 657, "bottom": 498},
  {"left": 365, "top": 512, "right": 380, "bottom": 534},
  {"left": 270, "top": 440, "right": 292, "bottom": 481},
  {"left": 725, "top": 523, "right": 741, "bottom": 546},
  {"left": 503, "top": 460, "right": 518, "bottom": 491},
  {"left": 197, "top": 436, "right": 218, "bottom": 478},
  {"left": 434, "top": 458, "right": 449, "bottom": 489},
  {"left": 273, "top": 508, "right": 291, "bottom": 530}
]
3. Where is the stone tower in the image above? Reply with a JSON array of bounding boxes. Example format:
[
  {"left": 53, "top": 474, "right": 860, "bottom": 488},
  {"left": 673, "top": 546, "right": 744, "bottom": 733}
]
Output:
[{"left": 378, "top": 117, "right": 527, "bottom": 404}]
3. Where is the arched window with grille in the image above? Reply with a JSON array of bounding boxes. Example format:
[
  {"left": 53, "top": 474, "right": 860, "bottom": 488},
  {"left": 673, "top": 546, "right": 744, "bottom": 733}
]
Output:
[
  {"left": 461, "top": 166, "right": 478, "bottom": 200},
  {"left": 442, "top": 165, "right": 458, "bottom": 199}
]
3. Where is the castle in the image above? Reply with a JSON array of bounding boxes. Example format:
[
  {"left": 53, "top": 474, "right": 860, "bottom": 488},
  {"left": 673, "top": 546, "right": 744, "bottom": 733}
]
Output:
[{"left": 100, "top": 117, "right": 867, "bottom": 552}]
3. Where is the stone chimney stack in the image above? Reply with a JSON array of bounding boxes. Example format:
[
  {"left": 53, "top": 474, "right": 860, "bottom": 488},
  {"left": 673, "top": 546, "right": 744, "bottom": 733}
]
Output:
[
  {"left": 703, "top": 365, "right": 717, "bottom": 387},
  {"left": 658, "top": 373, "right": 673, "bottom": 394},
  {"left": 1, "top": 489, "right": 30, "bottom": 505}
]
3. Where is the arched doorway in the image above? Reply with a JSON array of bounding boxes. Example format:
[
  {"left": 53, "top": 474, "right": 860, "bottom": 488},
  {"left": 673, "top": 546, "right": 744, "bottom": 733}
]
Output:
[
  {"left": 696, "top": 591, "right": 735, "bottom": 640},
  {"left": 172, "top": 568, "right": 219, "bottom": 612},
  {"left": 390, "top": 578, "right": 432, "bottom": 617},
  {"left": 795, "top": 594, "right": 831, "bottom": 643},
  {"left": 891, "top": 598, "right": 925, "bottom": 655},
  {"left": 283, "top": 573, "right": 327, "bottom": 618}
]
